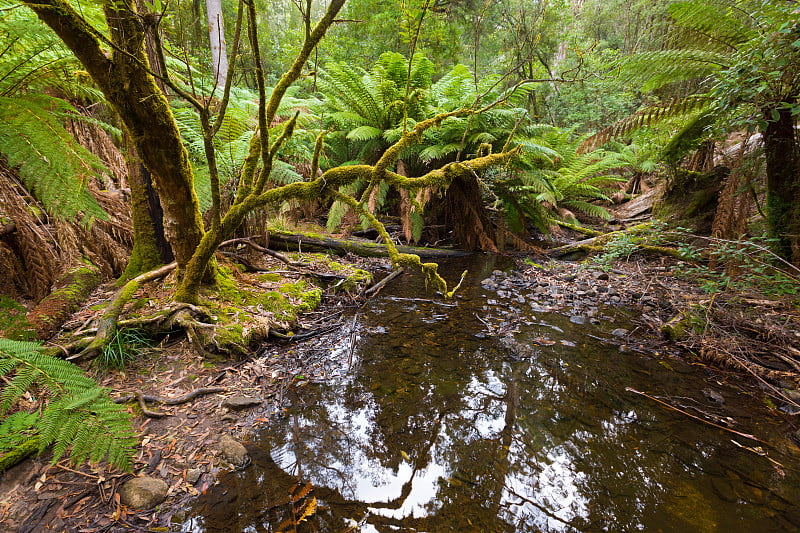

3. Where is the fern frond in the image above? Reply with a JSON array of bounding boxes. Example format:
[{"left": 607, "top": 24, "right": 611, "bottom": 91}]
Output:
[
  {"left": 0, "top": 96, "right": 109, "bottom": 226},
  {"left": 0, "top": 338, "right": 135, "bottom": 470}
]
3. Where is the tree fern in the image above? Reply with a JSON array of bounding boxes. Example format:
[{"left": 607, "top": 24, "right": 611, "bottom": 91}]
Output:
[
  {"left": 0, "top": 338, "right": 136, "bottom": 471},
  {"left": 0, "top": 95, "right": 109, "bottom": 226}
]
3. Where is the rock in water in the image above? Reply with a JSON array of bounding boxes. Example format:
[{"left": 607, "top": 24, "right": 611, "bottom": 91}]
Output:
[
  {"left": 217, "top": 434, "right": 249, "bottom": 466},
  {"left": 119, "top": 476, "right": 168, "bottom": 509}
]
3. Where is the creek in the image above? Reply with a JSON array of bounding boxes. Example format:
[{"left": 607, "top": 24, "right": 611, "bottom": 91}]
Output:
[{"left": 176, "top": 256, "right": 800, "bottom": 532}]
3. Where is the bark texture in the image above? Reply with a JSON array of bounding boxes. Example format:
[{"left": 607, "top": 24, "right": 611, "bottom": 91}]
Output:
[
  {"left": 24, "top": 0, "right": 206, "bottom": 277},
  {"left": 763, "top": 105, "right": 800, "bottom": 266}
]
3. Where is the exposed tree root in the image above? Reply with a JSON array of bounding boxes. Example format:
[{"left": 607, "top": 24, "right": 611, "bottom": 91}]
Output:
[
  {"left": 71, "top": 262, "right": 177, "bottom": 362},
  {"left": 113, "top": 387, "right": 227, "bottom": 418},
  {"left": 219, "top": 237, "right": 346, "bottom": 282}
]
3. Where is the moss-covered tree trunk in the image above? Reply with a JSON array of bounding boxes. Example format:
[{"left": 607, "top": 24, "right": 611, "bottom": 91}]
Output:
[
  {"left": 122, "top": 133, "right": 173, "bottom": 280},
  {"left": 763, "top": 105, "right": 800, "bottom": 266},
  {"left": 24, "top": 0, "right": 208, "bottom": 279}
]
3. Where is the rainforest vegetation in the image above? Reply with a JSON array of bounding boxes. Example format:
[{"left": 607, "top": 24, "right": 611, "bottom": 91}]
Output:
[{"left": 1, "top": 0, "right": 800, "bottom": 527}]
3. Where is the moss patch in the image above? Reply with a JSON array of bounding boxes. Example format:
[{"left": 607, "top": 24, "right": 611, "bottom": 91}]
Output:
[
  {"left": 199, "top": 264, "right": 324, "bottom": 355},
  {"left": 0, "top": 295, "right": 35, "bottom": 341},
  {"left": 26, "top": 261, "right": 102, "bottom": 340}
]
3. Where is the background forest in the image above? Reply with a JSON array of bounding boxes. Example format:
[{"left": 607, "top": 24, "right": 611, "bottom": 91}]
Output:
[{"left": 1, "top": 0, "right": 800, "bottom": 472}]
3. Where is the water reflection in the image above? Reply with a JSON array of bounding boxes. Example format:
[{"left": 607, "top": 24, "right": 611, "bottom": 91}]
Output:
[{"left": 182, "top": 257, "right": 800, "bottom": 532}]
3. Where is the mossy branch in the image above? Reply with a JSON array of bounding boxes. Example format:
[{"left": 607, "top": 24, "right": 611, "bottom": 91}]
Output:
[{"left": 329, "top": 190, "right": 465, "bottom": 298}]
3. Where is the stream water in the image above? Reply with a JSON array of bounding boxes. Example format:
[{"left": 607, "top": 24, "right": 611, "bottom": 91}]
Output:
[{"left": 177, "top": 256, "right": 800, "bottom": 532}]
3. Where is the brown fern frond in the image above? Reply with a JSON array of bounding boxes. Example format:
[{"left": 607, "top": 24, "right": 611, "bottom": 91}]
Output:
[
  {"left": 291, "top": 481, "right": 313, "bottom": 502},
  {"left": 0, "top": 241, "right": 29, "bottom": 299},
  {"left": 66, "top": 116, "right": 127, "bottom": 190},
  {"left": 0, "top": 162, "right": 57, "bottom": 301}
]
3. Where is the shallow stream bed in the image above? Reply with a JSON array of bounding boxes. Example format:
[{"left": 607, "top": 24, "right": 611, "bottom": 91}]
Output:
[{"left": 176, "top": 256, "right": 800, "bottom": 532}]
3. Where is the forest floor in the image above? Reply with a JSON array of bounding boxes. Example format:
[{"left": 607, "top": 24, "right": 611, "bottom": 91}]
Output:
[{"left": 2, "top": 236, "right": 800, "bottom": 532}]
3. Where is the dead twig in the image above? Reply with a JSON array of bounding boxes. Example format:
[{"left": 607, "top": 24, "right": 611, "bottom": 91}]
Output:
[{"left": 626, "top": 387, "right": 767, "bottom": 443}]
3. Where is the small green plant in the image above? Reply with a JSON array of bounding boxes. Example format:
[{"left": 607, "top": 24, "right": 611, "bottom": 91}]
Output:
[
  {"left": 98, "top": 328, "right": 152, "bottom": 370},
  {"left": 586, "top": 233, "right": 641, "bottom": 271},
  {"left": 0, "top": 338, "right": 136, "bottom": 470},
  {"left": 670, "top": 230, "right": 800, "bottom": 298}
]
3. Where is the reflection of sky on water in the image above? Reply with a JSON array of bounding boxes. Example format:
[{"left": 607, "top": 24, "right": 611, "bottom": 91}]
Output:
[
  {"left": 184, "top": 258, "right": 800, "bottom": 532},
  {"left": 268, "top": 356, "right": 602, "bottom": 531}
]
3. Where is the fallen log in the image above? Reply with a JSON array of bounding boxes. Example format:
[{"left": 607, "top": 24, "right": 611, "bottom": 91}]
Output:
[
  {"left": 27, "top": 259, "right": 102, "bottom": 340},
  {"left": 547, "top": 223, "right": 690, "bottom": 260},
  {"left": 266, "top": 231, "right": 471, "bottom": 259}
]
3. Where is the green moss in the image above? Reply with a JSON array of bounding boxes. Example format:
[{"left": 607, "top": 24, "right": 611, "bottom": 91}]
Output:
[
  {"left": 198, "top": 268, "right": 324, "bottom": 354},
  {"left": 0, "top": 295, "right": 35, "bottom": 341},
  {"left": 257, "top": 272, "right": 283, "bottom": 283}
]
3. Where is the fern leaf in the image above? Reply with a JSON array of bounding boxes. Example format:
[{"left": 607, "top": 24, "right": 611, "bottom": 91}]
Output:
[
  {"left": 0, "top": 337, "right": 135, "bottom": 470},
  {"left": 0, "top": 96, "right": 109, "bottom": 226}
]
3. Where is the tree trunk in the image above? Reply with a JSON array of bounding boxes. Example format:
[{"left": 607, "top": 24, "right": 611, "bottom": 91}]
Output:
[
  {"left": 763, "top": 104, "right": 800, "bottom": 266},
  {"left": 122, "top": 132, "right": 173, "bottom": 279},
  {"left": 24, "top": 0, "right": 208, "bottom": 279},
  {"left": 206, "top": 0, "right": 229, "bottom": 92}
]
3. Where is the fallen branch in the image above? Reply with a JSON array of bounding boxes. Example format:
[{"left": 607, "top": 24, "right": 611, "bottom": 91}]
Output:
[
  {"left": 626, "top": 387, "right": 766, "bottom": 443},
  {"left": 548, "top": 222, "right": 690, "bottom": 260},
  {"left": 364, "top": 268, "right": 404, "bottom": 297},
  {"left": 267, "top": 230, "right": 470, "bottom": 259},
  {"left": 554, "top": 220, "right": 603, "bottom": 237}
]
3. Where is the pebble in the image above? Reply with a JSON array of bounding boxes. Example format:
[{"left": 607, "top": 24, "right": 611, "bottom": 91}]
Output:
[
  {"left": 611, "top": 328, "right": 629, "bottom": 337},
  {"left": 185, "top": 468, "right": 203, "bottom": 484}
]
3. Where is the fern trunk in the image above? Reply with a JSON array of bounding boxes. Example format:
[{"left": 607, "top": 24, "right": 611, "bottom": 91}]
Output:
[
  {"left": 24, "top": 0, "right": 209, "bottom": 281},
  {"left": 763, "top": 105, "right": 800, "bottom": 266}
]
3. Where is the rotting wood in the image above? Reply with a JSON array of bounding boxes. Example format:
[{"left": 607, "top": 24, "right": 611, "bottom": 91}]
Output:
[{"left": 266, "top": 231, "right": 471, "bottom": 259}]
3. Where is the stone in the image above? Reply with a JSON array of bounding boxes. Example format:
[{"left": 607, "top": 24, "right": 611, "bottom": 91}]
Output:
[
  {"left": 569, "top": 315, "right": 586, "bottom": 325},
  {"left": 185, "top": 468, "right": 202, "bottom": 484},
  {"left": 596, "top": 272, "right": 610, "bottom": 281},
  {"left": 611, "top": 328, "right": 629, "bottom": 337},
  {"left": 119, "top": 476, "right": 168, "bottom": 509},
  {"left": 223, "top": 396, "right": 262, "bottom": 410},
  {"left": 221, "top": 413, "right": 237, "bottom": 422},
  {"left": 217, "top": 434, "right": 249, "bottom": 466},
  {"left": 702, "top": 388, "right": 725, "bottom": 405}
]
